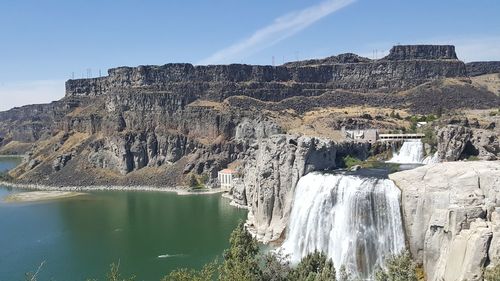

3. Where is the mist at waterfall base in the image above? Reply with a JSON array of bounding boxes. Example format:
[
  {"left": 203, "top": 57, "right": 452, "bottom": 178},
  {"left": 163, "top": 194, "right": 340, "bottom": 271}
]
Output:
[
  {"left": 387, "top": 140, "right": 439, "bottom": 164},
  {"left": 280, "top": 172, "right": 405, "bottom": 279}
]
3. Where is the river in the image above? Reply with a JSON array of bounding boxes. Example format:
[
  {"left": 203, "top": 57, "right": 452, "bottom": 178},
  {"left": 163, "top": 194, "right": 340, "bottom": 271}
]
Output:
[{"left": 0, "top": 157, "right": 247, "bottom": 281}]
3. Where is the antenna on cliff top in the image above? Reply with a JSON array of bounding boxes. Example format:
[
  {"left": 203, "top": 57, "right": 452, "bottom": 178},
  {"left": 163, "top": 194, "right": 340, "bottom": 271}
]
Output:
[
  {"left": 99, "top": 69, "right": 102, "bottom": 77},
  {"left": 272, "top": 56, "right": 275, "bottom": 66},
  {"left": 71, "top": 72, "right": 74, "bottom": 79}
]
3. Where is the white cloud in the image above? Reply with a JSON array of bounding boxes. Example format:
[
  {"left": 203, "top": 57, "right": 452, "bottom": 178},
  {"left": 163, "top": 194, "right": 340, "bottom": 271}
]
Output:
[
  {"left": 0, "top": 80, "right": 65, "bottom": 111},
  {"left": 198, "top": 0, "right": 356, "bottom": 65}
]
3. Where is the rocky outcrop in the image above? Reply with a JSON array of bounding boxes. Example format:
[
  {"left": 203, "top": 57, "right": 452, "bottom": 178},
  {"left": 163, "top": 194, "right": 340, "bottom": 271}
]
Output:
[
  {"left": 53, "top": 152, "right": 73, "bottom": 171},
  {"left": 234, "top": 135, "right": 369, "bottom": 242},
  {"left": 437, "top": 124, "right": 499, "bottom": 161},
  {"left": 65, "top": 45, "right": 467, "bottom": 100},
  {"left": 390, "top": 161, "right": 500, "bottom": 281},
  {"left": 385, "top": 45, "right": 458, "bottom": 61},
  {"left": 466, "top": 61, "right": 500, "bottom": 76}
]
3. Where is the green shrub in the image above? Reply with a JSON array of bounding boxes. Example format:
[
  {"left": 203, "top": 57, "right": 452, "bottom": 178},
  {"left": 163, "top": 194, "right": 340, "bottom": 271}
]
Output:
[
  {"left": 343, "top": 155, "right": 362, "bottom": 169},
  {"left": 374, "top": 251, "right": 417, "bottom": 281},
  {"left": 467, "top": 155, "right": 480, "bottom": 161},
  {"left": 338, "top": 265, "right": 350, "bottom": 281},
  {"left": 421, "top": 127, "right": 437, "bottom": 154},
  {"left": 260, "top": 252, "right": 291, "bottom": 281},
  {"left": 288, "top": 251, "right": 336, "bottom": 281},
  {"left": 219, "top": 222, "right": 261, "bottom": 281},
  {"left": 106, "top": 262, "right": 136, "bottom": 281},
  {"left": 162, "top": 261, "right": 218, "bottom": 281},
  {"left": 187, "top": 173, "right": 210, "bottom": 189}
]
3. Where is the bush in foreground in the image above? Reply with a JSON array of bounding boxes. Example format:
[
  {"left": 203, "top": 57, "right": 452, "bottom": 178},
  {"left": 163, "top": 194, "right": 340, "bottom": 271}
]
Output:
[{"left": 374, "top": 251, "right": 417, "bottom": 281}]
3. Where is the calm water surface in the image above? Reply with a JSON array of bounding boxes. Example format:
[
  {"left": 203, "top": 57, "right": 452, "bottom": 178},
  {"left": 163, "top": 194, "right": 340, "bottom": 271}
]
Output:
[{"left": 0, "top": 157, "right": 247, "bottom": 281}]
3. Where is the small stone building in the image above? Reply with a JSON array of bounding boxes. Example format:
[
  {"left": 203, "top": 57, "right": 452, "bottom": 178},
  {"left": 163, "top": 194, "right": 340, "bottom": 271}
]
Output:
[{"left": 218, "top": 169, "right": 237, "bottom": 191}]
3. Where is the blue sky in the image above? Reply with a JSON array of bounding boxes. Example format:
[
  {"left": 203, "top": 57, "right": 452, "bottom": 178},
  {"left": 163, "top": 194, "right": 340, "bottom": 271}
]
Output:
[{"left": 0, "top": 0, "right": 499, "bottom": 110}]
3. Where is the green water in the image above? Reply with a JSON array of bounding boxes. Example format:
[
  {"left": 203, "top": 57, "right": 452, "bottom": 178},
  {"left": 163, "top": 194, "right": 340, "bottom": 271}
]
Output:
[{"left": 0, "top": 158, "right": 247, "bottom": 281}]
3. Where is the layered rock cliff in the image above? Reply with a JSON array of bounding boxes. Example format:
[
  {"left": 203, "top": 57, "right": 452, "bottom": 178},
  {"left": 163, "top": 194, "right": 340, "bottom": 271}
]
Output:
[
  {"left": 65, "top": 45, "right": 467, "bottom": 100},
  {"left": 0, "top": 44, "right": 498, "bottom": 188},
  {"left": 232, "top": 134, "right": 369, "bottom": 242},
  {"left": 390, "top": 161, "right": 500, "bottom": 281},
  {"left": 467, "top": 61, "right": 500, "bottom": 76}
]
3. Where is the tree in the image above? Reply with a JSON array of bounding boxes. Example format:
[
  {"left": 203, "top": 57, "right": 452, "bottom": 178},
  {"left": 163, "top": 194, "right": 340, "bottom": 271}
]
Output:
[
  {"left": 261, "top": 252, "right": 291, "bottom": 281},
  {"left": 219, "top": 222, "right": 261, "bottom": 281},
  {"left": 106, "top": 262, "right": 136, "bottom": 281},
  {"left": 374, "top": 251, "right": 417, "bottom": 281},
  {"left": 485, "top": 262, "right": 500, "bottom": 281},
  {"left": 188, "top": 173, "right": 198, "bottom": 188},
  {"left": 288, "top": 251, "right": 336, "bottom": 281},
  {"left": 162, "top": 261, "right": 218, "bottom": 281},
  {"left": 338, "top": 265, "right": 350, "bottom": 281}
]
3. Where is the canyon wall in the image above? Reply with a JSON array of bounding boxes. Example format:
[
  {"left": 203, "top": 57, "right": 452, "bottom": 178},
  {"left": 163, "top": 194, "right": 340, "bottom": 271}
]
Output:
[
  {"left": 390, "top": 161, "right": 500, "bottom": 281},
  {"left": 65, "top": 45, "right": 467, "bottom": 99},
  {"left": 232, "top": 133, "right": 369, "bottom": 242}
]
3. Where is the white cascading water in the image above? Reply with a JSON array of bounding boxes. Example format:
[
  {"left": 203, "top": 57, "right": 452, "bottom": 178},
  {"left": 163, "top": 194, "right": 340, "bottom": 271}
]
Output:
[
  {"left": 422, "top": 152, "right": 439, "bottom": 164},
  {"left": 280, "top": 172, "right": 405, "bottom": 280},
  {"left": 387, "top": 140, "right": 425, "bottom": 164}
]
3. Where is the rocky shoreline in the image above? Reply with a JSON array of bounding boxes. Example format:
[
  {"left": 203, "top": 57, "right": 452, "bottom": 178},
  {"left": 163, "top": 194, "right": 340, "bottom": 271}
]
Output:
[{"left": 0, "top": 180, "right": 226, "bottom": 196}]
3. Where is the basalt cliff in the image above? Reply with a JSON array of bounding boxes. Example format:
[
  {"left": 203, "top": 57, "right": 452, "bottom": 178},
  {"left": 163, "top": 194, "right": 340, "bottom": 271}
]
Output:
[{"left": 1, "top": 44, "right": 500, "bottom": 280}]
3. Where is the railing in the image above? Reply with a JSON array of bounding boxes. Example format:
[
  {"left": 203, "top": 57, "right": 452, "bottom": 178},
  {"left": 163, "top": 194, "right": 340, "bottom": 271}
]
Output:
[{"left": 378, "top": 133, "right": 424, "bottom": 141}]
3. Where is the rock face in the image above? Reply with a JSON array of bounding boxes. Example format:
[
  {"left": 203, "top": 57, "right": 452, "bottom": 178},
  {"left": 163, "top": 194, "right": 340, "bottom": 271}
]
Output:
[
  {"left": 437, "top": 124, "right": 499, "bottom": 161},
  {"left": 65, "top": 45, "right": 467, "bottom": 99},
  {"left": 390, "top": 161, "right": 500, "bottom": 281},
  {"left": 466, "top": 61, "right": 500, "bottom": 76},
  {"left": 385, "top": 45, "right": 458, "bottom": 61},
  {"left": 234, "top": 134, "right": 369, "bottom": 242},
  {"left": 0, "top": 44, "right": 494, "bottom": 188}
]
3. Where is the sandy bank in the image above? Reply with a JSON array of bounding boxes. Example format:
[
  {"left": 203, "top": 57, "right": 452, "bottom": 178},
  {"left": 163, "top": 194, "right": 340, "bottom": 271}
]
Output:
[{"left": 3, "top": 191, "right": 85, "bottom": 203}]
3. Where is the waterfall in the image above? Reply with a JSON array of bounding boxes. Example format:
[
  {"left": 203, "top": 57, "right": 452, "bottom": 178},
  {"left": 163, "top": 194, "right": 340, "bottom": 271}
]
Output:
[
  {"left": 422, "top": 152, "right": 439, "bottom": 165},
  {"left": 280, "top": 172, "right": 405, "bottom": 279},
  {"left": 388, "top": 140, "right": 425, "bottom": 164}
]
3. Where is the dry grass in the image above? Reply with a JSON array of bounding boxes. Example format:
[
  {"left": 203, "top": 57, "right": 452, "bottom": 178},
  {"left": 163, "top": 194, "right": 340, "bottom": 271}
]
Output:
[
  {"left": 471, "top": 73, "right": 500, "bottom": 95},
  {"left": 59, "top": 132, "right": 90, "bottom": 152},
  {"left": 187, "top": 99, "right": 225, "bottom": 110},
  {"left": 0, "top": 141, "right": 32, "bottom": 155},
  {"left": 268, "top": 106, "right": 411, "bottom": 140}
]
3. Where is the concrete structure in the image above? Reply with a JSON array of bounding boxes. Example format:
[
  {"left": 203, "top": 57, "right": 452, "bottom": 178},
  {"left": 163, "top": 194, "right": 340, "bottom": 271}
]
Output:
[
  {"left": 416, "top": 121, "right": 428, "bottom": 128},
  {"left": 343, "top": 128, "right": 379, "bottom": 143},
  {"left": 378, "top": 133, "right": 425, "bottom": 141},
  {"left": 342, "top": 128, "right": 425, "bottom": 143},
  {"left": 218, "top": 169, "right": 237, "bottom": 191}
]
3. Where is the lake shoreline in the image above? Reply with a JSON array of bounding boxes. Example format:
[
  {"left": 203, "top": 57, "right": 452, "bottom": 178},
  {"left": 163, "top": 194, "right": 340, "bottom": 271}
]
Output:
[
  {"left": 4, "top": 190, "right": 86, "bottom": 203},
  {"left": 0, "top": 180, "right": 227, "bottom": 196}
]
